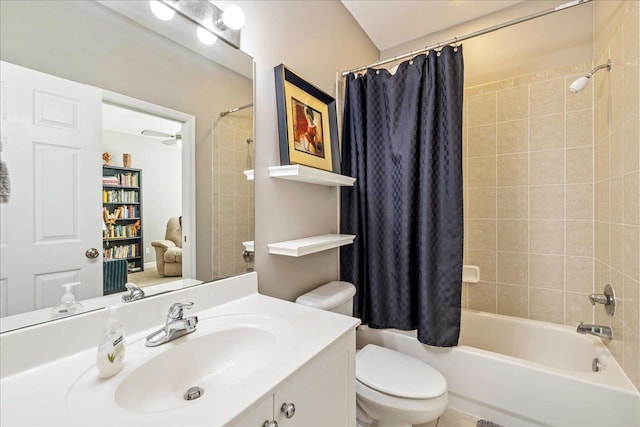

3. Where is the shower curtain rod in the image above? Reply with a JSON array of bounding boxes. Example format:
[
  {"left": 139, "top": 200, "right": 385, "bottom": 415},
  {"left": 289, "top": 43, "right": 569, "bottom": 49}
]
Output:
[
  {"left": 219, "top": 103, "right": 253, "bottom": 117},
  {"left": 341, "top": 0, "right": 591, "bottom": 76}
]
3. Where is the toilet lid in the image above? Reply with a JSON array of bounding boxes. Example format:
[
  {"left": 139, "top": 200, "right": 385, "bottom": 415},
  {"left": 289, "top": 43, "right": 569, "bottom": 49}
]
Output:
[{"left": 356, "top": 344, "right": 447, "bottom": 399}]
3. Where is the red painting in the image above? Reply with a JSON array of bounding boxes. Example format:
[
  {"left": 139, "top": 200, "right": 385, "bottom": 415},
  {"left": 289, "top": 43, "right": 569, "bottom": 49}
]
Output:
[{"left": 291, "top": 98, "right": 325, "bottom": 158}]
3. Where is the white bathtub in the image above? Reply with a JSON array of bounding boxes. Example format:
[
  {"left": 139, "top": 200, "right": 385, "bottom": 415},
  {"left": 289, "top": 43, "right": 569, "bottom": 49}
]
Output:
[{"left": 356, "top": 309, "right": 640, "bottom": 427}]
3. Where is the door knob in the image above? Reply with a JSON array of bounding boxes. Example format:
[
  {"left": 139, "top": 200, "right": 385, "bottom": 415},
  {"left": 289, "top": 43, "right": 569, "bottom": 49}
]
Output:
[{"left": 85, "top": 248, "right": 100, "bottom": 259}]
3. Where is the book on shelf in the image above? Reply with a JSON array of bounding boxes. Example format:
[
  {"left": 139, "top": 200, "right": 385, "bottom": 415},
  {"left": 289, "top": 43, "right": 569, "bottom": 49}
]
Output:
[
  {"left": 103, "top": 242, "right": 141, "bottom": 259},
  {"left": 102, "top": 189, "right": 139, "bottom": 203},
  {"left": 104, "top": 172, "right": 139, "bottom": 187},
  {"left": 103, "top": 205, "right": 139, "bottom": 219},
  {"left": 117, "top": 172, "right": 139, "bottom": 187},
  {"left": 106, "top": 223, "right": 140, "bottom": 239},
  {"left": 127, "top": 262, "right": 142, "bottom": 273},
  {"left": 102, "top": 176, "right": 119, "bottom": 186}
]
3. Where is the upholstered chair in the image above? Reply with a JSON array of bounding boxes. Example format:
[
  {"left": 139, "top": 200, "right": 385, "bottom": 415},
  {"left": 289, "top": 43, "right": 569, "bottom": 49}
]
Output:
[{"left": 151, "top": 217, "right": 182, "bottom": 277}]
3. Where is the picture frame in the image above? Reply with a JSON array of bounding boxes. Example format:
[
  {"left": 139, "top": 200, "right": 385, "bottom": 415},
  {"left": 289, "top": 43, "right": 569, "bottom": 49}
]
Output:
[{"left": 274, "top": 64, "right": 340, "bottom": 173}]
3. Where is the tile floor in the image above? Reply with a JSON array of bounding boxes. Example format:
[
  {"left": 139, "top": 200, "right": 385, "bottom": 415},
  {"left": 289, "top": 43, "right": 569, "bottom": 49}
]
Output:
[{"left": 419, "top": 408, "right": 480, "bottom": 427}]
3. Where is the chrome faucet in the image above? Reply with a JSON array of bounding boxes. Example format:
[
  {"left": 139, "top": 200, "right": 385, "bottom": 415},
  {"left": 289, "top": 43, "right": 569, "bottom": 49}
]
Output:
[
  {"left": 577, "top": 322, "right": 613, "bottom": 340},
  {"left": 145, "top": 302, "right": 198, "bottom": 347},
  {"left": 121, "top": 282, "right": 145, "bottom": 303}
]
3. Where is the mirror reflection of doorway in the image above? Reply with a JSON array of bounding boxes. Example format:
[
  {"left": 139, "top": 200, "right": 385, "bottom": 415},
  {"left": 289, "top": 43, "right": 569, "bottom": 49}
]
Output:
[{"left": 101, "top": 104, "right": 183, "bottom": 291}]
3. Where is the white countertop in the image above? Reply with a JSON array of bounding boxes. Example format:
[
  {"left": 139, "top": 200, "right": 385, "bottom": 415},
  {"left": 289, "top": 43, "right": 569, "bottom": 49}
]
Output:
[{"left": 1, "top": 275, "right": 359, "bottom": 426}]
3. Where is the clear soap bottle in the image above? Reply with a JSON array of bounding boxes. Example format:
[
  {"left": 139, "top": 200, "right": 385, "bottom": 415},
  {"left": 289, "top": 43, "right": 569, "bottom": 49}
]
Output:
[
  {"left": 96, "top": 306, "right": 126, "bottom": 379},
  {"left": 51, "top": 282, "right": 83, "bottom": 318}
]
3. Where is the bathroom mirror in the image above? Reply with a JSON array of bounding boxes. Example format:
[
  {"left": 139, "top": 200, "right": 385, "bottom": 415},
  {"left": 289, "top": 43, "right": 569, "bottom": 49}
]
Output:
[{"left": 0, "top": 0, "right": 254, "bottom": 332}]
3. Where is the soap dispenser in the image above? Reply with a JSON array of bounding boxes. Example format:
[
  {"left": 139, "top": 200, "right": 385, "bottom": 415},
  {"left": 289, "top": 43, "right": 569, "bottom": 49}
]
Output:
[
  {"left": 51, "top": 282, "right": 83, "bottom": 318},
  {"left": 96, "top": 306, "right": 126, "bottom": 379}
]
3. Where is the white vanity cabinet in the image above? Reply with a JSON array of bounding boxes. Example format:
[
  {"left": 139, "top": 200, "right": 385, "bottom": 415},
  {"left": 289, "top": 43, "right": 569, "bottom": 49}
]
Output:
[
  {"left": 232, "top": 330, "right": 356, "bottom": 427},
  {"left": 0, "top": 274, "right": 361, "bottom": 426}
]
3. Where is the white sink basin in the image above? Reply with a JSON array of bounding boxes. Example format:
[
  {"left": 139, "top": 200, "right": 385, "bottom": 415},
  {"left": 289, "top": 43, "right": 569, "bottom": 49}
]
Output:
[
  {"left": 66, "top": 313, "right": 294, "bottom": 416},
  {"left": 117, "top": 325, "right": 276, "bottom": 412}
]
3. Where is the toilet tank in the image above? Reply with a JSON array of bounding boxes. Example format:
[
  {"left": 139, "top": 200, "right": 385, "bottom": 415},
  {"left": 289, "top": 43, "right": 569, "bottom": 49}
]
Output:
[{"left": 295, "top": 281, "right": 356, "bottom": 316}]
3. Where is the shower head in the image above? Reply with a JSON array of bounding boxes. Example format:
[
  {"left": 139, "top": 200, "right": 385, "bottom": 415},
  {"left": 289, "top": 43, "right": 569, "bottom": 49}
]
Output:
[
  {"left": 569, "top": 59, "right": 612, "bottom": 93},
  {"left": 569, "top": 76, "right": 590, "bottom": 93}
]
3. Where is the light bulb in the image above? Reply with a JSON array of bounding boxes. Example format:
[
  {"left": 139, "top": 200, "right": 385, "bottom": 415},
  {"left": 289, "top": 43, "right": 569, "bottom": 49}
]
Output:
[
  {"left": 149, "top": 0, "right": 175, "bottom": 21},
  {"left": 569, "top": 76, "right": 589, "bottom": 93},
  {"left": 222, "top": 4, "right": 245, "bottom": 30},
  {"left": 197, "top": 19, "right": 218, "bottom": 45}
]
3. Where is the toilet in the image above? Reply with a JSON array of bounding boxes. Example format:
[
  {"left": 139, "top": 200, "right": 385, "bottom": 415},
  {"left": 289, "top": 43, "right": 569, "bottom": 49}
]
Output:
[{"left": 296, "top": 281, "right": 448, "bottom": 427}]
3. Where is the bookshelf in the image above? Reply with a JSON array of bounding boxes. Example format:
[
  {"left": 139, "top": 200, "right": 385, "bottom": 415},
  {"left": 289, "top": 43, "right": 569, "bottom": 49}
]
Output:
[{"left": 102, "top": 165, "right": 143, "bottom": 273}]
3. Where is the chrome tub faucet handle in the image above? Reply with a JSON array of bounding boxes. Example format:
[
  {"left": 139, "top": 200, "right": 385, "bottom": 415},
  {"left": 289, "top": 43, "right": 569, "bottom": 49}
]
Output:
[{"left": 587, "top": 284, "right": 616, "bottom": 316}]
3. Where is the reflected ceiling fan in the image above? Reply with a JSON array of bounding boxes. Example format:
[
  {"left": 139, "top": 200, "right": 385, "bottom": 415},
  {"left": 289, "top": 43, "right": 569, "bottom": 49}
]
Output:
[{"left": 141, "top": 129, "right": 182, "bottom": 146}]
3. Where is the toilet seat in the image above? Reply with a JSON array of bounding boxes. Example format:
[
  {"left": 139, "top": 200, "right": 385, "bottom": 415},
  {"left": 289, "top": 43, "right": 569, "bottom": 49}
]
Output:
[
  {"left": 356, "top": 379, "right": 448, "bottom": 425},
  {"left": 356, "top": 344, "right": 447, "bottom": 399}
]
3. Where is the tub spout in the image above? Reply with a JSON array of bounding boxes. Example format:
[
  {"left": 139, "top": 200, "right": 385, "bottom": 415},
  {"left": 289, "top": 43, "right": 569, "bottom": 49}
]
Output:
[{"left": 576, "top": 322, "right": 613, "bottom": 340}]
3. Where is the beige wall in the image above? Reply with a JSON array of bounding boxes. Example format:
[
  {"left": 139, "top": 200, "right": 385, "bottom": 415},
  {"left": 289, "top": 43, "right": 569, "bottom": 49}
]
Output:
[
  {"left": 461, "top": 62, "right": 596, "bottom": 327},
  {"left": 593, "top": 0, "right": 640, "bottom": 390},
  {"left": 237, "top": 1, "right": 379, "bottom": 301},
  {"left": 382, "top": 0, "right": 593, "bottom": 87}
]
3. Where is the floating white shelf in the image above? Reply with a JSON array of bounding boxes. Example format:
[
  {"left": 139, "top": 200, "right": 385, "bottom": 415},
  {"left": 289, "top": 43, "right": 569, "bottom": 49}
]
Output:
[
  {"left": 269, "top": 165, "right": 355, "bottom": 187},
  {"left": 242, "top": 240, "right": 255, "bottom": 252},
  {"left": 268, "top": 234, "right": 355, "bottom": 257}
]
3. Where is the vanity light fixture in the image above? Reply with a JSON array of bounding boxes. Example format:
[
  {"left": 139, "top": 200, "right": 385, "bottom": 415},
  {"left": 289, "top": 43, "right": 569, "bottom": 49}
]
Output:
[
  {"left": 220, "top": 4, "right": 245, "bottom": 30},
  {"left": 196, "top": 18, "right": 218, "bottom": 45},
  {"left": 152, "top": 1, "right": 245, "bottom": 49},
  {"left": 149, "top": 0, "right": 176, "bottom": 21}
]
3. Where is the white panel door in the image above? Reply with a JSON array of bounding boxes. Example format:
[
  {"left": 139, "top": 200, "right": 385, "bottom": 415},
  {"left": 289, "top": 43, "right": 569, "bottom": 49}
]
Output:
[{"left": 0, "top": 61, "right": 102, "bottom": 316}]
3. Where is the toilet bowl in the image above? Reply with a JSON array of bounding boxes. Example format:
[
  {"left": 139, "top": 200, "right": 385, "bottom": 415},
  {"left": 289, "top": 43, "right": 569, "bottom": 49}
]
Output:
[
  {"left": 356, "top": 344, "right": 447, "bottom": 427},
  {"left": 296, "top": 282, "right": 448, "bottom": 427}
]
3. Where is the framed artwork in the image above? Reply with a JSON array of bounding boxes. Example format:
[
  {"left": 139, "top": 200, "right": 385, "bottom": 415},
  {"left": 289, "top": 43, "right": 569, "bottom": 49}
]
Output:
[{"left": 274, "top": 64, "right": 340, "bottom": 173}]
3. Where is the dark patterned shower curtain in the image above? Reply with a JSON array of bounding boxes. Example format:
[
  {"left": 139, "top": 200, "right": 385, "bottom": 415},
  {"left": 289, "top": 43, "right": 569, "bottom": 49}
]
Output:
[{"left": 340, "top": 46, "right": 464, "bottom": 347}]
